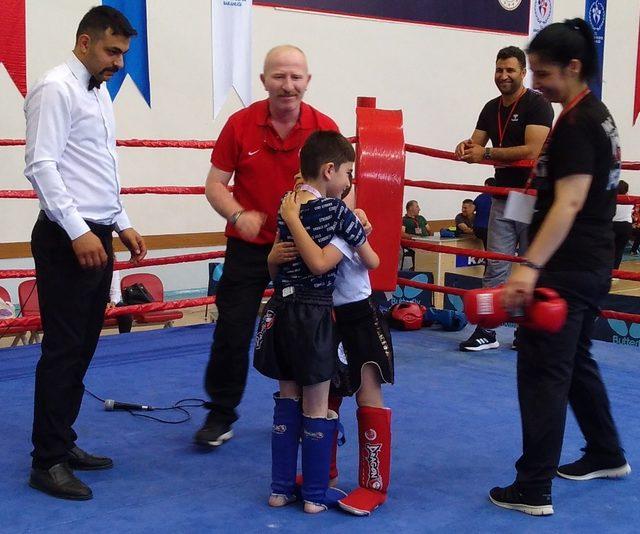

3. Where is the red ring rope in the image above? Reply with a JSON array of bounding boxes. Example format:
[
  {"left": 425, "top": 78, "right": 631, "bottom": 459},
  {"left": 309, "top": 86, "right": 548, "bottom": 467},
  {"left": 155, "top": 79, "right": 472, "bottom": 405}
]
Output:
[{"left": 0, "top": 251, "right": 226, "bottom": 279}]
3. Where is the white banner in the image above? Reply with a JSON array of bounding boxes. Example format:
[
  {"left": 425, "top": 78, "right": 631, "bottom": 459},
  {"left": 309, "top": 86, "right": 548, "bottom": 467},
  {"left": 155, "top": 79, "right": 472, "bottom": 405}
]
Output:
[
  {"left": 526, "top": 0, "right": 554, "bottom": 88},
  {"left": 211, "top": 0, "right": 252, "bottom": 118}
]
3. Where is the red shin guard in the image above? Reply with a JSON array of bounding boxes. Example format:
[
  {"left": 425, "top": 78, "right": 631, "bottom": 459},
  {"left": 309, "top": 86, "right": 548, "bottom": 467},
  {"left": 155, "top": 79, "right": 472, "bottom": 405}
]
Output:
[
  {"left": 339, "top": 406, "right": 392, "bottom": 516},
  {"left": 328, "top": 394, "right": 343, "bottom": 481}
]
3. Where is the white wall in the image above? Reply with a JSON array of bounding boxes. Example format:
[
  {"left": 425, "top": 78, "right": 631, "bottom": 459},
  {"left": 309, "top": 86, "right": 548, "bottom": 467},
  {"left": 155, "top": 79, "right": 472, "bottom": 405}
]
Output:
[{"left": 1, "top": 1, "right": 639, "bottom": 294}]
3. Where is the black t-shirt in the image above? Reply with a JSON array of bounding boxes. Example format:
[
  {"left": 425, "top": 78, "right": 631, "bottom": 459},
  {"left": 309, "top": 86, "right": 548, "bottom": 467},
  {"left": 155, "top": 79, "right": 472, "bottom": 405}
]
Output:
[
  {"left": 530, "top": 93, "right": 621, "bottom": 271},
  {"left": 455, "top": 213, "right": 473, "bottom": 236},
  {"left": 476, "top": 89, "right": 554, "bottom": 188}
]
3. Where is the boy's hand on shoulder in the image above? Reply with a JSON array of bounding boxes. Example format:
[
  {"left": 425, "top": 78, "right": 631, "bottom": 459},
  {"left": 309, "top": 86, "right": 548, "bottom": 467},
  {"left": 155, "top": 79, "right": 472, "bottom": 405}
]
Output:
[
  {"left": 354, "top": 208, "right": 373, "bottom": 236},
  {"left": 279, "top": 191, "right": 302, "bottom": 223}
]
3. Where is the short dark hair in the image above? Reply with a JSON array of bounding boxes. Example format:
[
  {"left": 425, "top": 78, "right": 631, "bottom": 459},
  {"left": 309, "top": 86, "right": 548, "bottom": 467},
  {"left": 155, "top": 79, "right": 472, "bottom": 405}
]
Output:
[
  {"left": 76, "top": 6, "right": 137, "bottom": 42},
  {"left": 496, "top": 46, "right": 526, "bottom": 70},
  {"left": 618, "top": 180, "right": 629, "bottom": 195},
  {"left": 300, "top": 131, "right": 355, "bottom": 180},
  {"left": 463, "top": 199, "right": 474, "bottom": 205},
  {"left": 527, "top": 18, "right": 597, "bottom": 81},
  {"left": 484, "top": 177, "right": 496, "bottom": 187},
  {"left": 406, "top": 200, "right": 418, "bottom": 211}
]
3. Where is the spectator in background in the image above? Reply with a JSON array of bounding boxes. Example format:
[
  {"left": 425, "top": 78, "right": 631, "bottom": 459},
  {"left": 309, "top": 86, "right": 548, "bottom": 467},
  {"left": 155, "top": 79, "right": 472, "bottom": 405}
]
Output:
[
  {"left": 401, "top": 200, "right": 431, "bottom": 239},
  {"left": 455, "top": 199, "right": 475, "bottom": 236},
  {"left": 612, "top": 180, "right": 632, "bottom": 269},
  {"left": 631, "top": 203, "right": 640, "bottom": 256},
  {"left": 473, "top": 178, "right": 495, "bottom": 250}
]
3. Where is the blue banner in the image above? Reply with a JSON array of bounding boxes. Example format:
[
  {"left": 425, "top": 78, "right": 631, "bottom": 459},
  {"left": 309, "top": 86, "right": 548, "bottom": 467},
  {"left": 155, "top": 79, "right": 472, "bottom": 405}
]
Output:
[
  {"left": 585, "top": 0, "right": 607, "bottom": 99},
  {"left": 103, "top": 0, "right": 151, "bottom": 106},
  {"left": 255, "top": 0, "right": 531, "bottom": 35}
]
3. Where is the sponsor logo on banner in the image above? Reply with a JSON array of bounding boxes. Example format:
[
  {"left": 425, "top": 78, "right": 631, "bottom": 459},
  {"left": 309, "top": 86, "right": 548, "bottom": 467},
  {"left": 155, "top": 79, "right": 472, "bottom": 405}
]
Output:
[
  {"left": 534, "top": 0, "right": 552, "bottom": 25},
  {"left": 499, "top": 0, "right": 523, "bottom": 11},
  {"left": 588, "top": 1, "right": 605, "bottom": 31},
  {"left": 585, "top": 0, "right": 607, "bottom": 100},
  {"left": 455, "top": 254, "right": 487, "bottom": 268},
  {"left": 607, "top": 319, "right": 640, "bottom": 347}
]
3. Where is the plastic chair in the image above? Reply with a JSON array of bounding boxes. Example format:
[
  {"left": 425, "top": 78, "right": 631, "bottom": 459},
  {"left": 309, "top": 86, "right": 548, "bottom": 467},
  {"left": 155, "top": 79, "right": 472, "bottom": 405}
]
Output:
[
  {"left": 0, "top": 286, "right": 31, "bottom": 347},
  {"left": 15, "top": 280, "right": 43, "bottom": 344},
  {"left": 120, "top": 273, "right": 183, "bottom": 328}
]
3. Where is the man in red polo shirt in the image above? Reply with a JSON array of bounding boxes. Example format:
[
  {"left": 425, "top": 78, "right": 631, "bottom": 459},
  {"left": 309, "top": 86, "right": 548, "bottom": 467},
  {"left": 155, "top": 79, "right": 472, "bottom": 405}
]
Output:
[{"left": 195, "top": 45, "right": 338, "bottom": 446}]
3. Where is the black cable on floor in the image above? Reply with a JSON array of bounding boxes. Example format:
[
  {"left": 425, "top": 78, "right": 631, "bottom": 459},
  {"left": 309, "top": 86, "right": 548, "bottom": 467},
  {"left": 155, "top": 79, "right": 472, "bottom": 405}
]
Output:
[{"left": 85, "top": 388, "right": 206, "bottom": 424}]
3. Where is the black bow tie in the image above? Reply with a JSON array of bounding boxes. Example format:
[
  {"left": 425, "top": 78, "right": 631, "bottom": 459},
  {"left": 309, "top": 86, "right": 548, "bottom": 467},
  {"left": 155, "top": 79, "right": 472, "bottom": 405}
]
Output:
[{"left": 88, "top": 76, "right": 101, "bottom": 91}]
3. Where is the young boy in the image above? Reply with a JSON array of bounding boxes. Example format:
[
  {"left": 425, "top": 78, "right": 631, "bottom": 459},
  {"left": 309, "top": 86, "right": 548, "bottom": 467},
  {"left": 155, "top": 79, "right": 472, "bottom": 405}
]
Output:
[
  {"left": 279, "top": 174, "right": 395, "bottom": 517},
  {"left": 253, "top": 131, "right": 378, "bottom": 514}
]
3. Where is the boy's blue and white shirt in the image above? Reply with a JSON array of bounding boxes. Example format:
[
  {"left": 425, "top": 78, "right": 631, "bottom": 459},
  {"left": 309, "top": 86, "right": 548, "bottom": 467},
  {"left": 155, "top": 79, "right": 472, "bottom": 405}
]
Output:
[{"left": 276, "top": 197, "right": 366, "bottom": 291}]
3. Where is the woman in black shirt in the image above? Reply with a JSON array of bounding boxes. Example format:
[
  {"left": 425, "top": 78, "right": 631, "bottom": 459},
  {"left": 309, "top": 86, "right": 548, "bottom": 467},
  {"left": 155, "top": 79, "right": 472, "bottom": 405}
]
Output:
[{"left": 489, "top": 18, "right": 630, "bottom": 516}]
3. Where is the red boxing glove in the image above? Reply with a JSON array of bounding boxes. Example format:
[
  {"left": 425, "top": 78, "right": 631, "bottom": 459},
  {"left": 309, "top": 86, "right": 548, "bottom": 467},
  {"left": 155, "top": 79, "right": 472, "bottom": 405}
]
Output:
[
  {"left": 521, "top": 287, "right": 567, "bottom": 333},
  {"left": 389, "top": 302, "right": 426, "bottom": 331},
  {"left": 464, "top": 287, "right": 567, "bottom": 333}
]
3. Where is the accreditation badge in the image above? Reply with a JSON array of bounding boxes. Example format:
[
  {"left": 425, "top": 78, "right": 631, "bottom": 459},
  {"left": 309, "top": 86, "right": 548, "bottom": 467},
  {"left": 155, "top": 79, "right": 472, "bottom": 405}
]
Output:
[{"left": 504, "top": 191, "right": 536, "bottom": 224}]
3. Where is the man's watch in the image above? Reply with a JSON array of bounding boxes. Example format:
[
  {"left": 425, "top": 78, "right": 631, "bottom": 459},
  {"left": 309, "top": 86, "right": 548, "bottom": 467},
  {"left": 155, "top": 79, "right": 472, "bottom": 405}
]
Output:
[{"left": 483, "top": 147, "right": 492, "bottom": 160}]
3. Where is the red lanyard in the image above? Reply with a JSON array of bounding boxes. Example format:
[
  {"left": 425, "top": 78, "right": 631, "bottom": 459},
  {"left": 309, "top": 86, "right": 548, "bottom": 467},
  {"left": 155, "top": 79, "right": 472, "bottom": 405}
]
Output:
[
  {"left": 548, "top": 87, "right": 591, "bottom": 139},
  {"left": 524, "top": 87, "right": 591, "bottom": 190},
  {"left": 497, "top": 88, "right": 527, "bottom": 147}
]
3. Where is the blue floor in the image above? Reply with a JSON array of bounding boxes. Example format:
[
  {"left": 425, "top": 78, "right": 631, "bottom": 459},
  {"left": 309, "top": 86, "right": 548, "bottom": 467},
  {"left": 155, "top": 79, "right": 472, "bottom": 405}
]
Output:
[{"left": 0, "top": 323, "right": 638, "bottom": 533}]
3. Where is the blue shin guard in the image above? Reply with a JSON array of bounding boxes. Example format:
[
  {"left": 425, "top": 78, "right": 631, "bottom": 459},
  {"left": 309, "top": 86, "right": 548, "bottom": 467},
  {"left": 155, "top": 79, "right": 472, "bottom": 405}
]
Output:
[
  {"left": 271, "top": 394, "right": 302, "bottom": 502},
  {"left": 301, "top": 413, "right": 347, "bottom": 510}
]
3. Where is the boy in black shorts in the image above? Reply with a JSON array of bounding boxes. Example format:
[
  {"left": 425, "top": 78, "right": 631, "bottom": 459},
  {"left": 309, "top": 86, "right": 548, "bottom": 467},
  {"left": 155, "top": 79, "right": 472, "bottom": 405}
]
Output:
[
  {"left": 254, "top": 131, "right": 378, "bottom": 514},
  {"left": 280, "top": 177, "right": 395, "bottom": 516}
]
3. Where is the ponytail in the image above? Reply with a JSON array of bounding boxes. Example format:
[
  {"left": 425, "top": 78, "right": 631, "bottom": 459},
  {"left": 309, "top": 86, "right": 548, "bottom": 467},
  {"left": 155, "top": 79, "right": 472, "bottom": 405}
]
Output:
[{"left": 527, "top": 17, "right": 598, "bottom": 81}]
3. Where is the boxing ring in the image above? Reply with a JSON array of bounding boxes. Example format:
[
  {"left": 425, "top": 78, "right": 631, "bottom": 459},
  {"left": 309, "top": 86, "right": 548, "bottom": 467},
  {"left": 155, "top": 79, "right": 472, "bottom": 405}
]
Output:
[{"left": 0, "top": 99, "right": 639, "bottom": 532}]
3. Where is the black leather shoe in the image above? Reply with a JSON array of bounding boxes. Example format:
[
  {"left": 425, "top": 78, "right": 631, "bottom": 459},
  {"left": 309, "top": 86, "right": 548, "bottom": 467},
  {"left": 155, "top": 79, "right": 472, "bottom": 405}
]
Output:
[
  {"left": 29, "top": 463, "right": 93, "bottom": 500},
  {"left": 68, "top": 446, "right": 113, "bottom": 471}
]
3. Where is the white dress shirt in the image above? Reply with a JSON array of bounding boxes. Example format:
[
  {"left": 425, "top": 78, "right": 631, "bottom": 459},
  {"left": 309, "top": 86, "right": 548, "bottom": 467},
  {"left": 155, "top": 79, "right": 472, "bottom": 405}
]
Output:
[{"left": 24, "top": 53, "right": 131, "bottom": 240}]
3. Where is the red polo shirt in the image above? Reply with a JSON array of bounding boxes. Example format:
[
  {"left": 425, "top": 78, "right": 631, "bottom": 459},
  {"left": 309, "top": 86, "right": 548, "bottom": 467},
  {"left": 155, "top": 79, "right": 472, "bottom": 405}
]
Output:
[{"left": 211, "top": 99, "right": 338, "bottom": 245}]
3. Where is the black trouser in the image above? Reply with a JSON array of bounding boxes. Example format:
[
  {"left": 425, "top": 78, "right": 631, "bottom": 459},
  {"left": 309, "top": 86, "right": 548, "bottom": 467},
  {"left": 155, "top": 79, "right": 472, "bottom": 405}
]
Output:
[
  {"left": 515, "top": 269, "right": 624, "bottom": 489},
  {"left": 473, "top": 226, "right": 488, "bottom": 250},
  {"left": 204, "top": 237, "right": 271, "bottom": 425},
  {"left": 31, "top": 213, "right": 114, "bottom": 469},
  {"left": 612, "top": 221, "right": 632, "bottom": 269}
]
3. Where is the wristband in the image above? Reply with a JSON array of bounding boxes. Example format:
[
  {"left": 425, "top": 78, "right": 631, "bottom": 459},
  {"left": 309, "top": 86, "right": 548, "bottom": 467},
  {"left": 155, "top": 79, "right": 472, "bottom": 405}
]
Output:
[
  {"left": 229, "top": 210, "right": 244, "bottom": 226},
  {"left": 483, "top": 147, "right": 492, "bottom": 160},
  {"left": 521, "top": 259, "right": 543, "bottom": 271}
]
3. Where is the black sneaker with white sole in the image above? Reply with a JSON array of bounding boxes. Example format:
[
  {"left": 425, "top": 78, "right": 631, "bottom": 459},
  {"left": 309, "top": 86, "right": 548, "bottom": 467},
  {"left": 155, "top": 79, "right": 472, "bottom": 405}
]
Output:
[
  {"left": 489, "top": 483, "right": 553, "bottom": 516},
  {"left": 194, "top": 419, "right": 234, "bottom": 448},
  {"left": 459, "top": 326, "right": 499, "bottom": 352},
  {"left": 557, "top": 452, "right": 631, "bottom": 481}
]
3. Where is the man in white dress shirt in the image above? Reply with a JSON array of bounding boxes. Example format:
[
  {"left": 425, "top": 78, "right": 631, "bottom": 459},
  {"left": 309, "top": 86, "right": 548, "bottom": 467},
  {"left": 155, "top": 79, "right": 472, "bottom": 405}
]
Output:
[{"left": 24, "top": 6, "right": 146, "bottom": 500}]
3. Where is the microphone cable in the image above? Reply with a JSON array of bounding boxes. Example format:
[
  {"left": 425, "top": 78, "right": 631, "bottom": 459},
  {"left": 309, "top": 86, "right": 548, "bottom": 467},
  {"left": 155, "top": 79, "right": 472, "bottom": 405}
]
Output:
[{"left": 85, "top": 388, "right": 207, "bottom": 425}]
